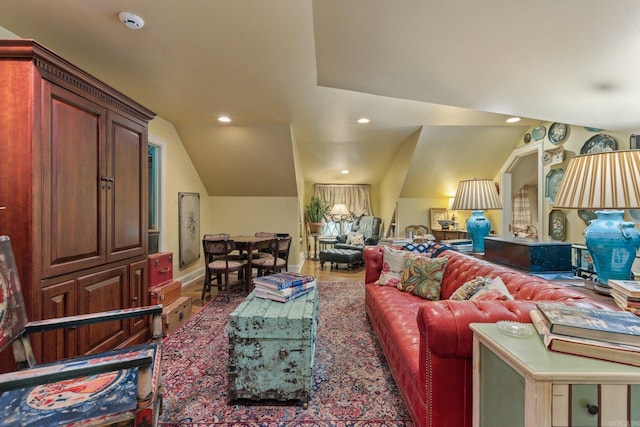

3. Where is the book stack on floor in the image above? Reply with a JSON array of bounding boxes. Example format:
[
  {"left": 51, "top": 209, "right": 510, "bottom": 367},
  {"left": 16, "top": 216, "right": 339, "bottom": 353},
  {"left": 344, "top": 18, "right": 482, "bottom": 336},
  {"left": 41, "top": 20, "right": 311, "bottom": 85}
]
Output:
[
  {"left": 530, "top": 301, "right": 640, "bottom": 367},
  {"left": 254, "top": 272, "right": 317, "bottom": 303},
  {"left": 609, "top": 279, "right": 640, "bottom": 314}
]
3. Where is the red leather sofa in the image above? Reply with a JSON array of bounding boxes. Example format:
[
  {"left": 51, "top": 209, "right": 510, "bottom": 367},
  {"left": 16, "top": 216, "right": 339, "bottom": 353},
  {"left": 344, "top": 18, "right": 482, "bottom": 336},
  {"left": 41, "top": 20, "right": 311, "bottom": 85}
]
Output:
[{"left": 363, "top": 245, "right": 612, "bottom": 427}]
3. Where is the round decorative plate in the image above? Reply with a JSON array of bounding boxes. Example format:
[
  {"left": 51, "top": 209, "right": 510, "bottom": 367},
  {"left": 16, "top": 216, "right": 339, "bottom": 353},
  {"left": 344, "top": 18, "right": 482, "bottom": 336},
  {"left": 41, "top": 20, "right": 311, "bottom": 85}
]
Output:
[
  {"left": 580, "top": 134, "right": 617, "bottom": 154},
  {"left": 548, "top": 123, "right": 568, "bottom": 145},
  {"left": 496, "top": 321, "right": 533, "bottom": 337},
  {"left": 584, "top": 127, "right": 603, "bottom": 132},
  {"left": 531, "top": 125, "right": 546, "bottom": 141}
]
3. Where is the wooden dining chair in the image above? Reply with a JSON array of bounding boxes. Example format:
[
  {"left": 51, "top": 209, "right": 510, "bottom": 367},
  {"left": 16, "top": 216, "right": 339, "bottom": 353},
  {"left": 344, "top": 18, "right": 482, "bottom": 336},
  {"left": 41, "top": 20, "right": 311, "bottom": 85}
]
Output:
[
  {"left": 202, "top": 237, "right": 247, "bottom": 302},
  {"left": 0, "top": 235, "right": 164, "bottom": 426},
  {"left": 253, "top": 232, "right": 278, "bottom": 259},
  {"left": 252, "top": 236, "right": 292, "bottom": 277}
]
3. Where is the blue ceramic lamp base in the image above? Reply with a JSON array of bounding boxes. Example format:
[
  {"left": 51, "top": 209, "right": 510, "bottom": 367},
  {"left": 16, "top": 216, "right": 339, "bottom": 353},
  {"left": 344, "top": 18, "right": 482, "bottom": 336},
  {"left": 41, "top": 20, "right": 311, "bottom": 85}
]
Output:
[
  {"left": 466, "top": 210, "right": 491, "bottom": 254},
  {"left": 585, "top": 210, "right": 640, "bottom": 295}
]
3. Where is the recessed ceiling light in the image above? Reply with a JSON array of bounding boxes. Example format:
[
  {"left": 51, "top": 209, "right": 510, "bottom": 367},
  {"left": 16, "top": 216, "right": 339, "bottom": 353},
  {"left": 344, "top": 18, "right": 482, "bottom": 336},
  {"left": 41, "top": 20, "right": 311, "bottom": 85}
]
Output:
[
  {"left": 357, "top": 118, "right": 370, "bottom": 124},
  {"left": 506, "top": 117, "right": 521, "bottom": 123},
  {"left": 118, "top": 12, "right": 145, "bottom": 30},
  {"left": 341, "top": 169, "right": 350, "bottom": 174},
  {"left": 218, "top": 116, "right": 231, "bottom": 123}
]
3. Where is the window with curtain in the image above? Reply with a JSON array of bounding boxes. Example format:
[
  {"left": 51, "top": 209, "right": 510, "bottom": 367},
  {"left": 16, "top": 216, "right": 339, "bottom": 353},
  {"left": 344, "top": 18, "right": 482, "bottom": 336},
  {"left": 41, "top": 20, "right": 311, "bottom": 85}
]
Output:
[
  {"left": 512, "top": 185, "right": 537, "bottom": 238},
  {"left": 313, "top": 184, "right": 372, "bottom": 236}
]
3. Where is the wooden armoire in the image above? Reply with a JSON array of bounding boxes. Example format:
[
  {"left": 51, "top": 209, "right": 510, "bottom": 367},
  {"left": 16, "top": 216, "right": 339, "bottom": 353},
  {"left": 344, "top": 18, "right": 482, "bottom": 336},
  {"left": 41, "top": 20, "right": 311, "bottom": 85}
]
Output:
[{"left": 0, "top": 39, "right": 156, "bottom": 367}]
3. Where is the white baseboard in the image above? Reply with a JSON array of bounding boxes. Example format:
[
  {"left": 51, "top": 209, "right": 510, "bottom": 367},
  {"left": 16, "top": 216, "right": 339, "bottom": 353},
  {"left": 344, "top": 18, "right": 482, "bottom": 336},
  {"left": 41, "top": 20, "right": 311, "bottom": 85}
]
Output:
[{"left": 176, "top": 267, "right": 204, "bottom": 288}]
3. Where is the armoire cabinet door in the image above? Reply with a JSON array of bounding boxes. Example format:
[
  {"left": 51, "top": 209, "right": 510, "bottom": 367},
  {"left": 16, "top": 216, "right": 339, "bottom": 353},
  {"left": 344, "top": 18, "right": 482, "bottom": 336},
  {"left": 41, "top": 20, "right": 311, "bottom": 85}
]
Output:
[
  {"left": 106, "top": 112, "right": 148, "bottom": 262},
  {"left": 128, "top": 259, "right": 149, "bottom": 338},
  {"left": 76, "top": 265, "right": 128, "bottom": 355},
  {"left": 40, "top": 280, "right": 76, "bottom": 364},
  {"left": 41, "top": 81, "right": 107, "bottom": 278}
]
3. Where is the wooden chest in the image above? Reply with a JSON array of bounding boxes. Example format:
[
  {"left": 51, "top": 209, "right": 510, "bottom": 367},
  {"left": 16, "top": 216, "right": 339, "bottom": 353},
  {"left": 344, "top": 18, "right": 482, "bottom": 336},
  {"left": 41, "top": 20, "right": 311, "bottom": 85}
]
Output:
[
  {"left": 162, "top": 296, "right": 192, "bottom": 336},
  {"left": 149, "top": 279, "right": 181, "bottom": 306},
  {"left": 148, "top": 252, "right": 174, "bottom": 288},
  {"left": 484, "top": 236, "right": 572, "bottom": 273},
  {"left": 227, "top": 288, "right": 319, "bottom": 403}
]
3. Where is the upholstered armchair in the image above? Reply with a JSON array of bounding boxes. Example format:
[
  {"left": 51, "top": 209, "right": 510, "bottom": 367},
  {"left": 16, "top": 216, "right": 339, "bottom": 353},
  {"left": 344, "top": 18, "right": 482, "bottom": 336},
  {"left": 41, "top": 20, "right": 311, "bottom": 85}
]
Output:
[{"left": 334, "top": 215, "right": 382, "bottom": 251}]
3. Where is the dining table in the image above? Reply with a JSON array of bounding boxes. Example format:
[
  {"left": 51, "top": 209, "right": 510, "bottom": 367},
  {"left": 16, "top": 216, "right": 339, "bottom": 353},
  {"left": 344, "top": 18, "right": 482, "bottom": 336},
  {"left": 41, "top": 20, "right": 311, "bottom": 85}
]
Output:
[{"left": 231, "top": 235, "right": 272, "bottom": 291}]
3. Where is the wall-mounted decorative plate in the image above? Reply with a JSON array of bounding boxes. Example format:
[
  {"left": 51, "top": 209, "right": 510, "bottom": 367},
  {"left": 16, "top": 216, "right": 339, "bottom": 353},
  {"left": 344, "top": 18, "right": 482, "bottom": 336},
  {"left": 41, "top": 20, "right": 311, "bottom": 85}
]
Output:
[
  {"left": 545, "top": 168, "right": 565, "bottom": 204},
  {"left": 584, "top": 127, "right": 603, "bottom": 132},
  {"left": 578, "top": 209, "right": 597, "bottom": 226},
  {"left": 531, "top": 125, "right": 546, "bottom": 141},
  {"left": 629, "top": 209, "right": 640, "bottom": 223},
  {"left": 548, "top": 123, "right": 568, "bottom": 145},
  {"left": 524, "top": 133, "right": 531, "bottom": 144},
  {"left": 549, "top": 209, "right": 566, "bottom": 241},
  {"left": 580, "top": 134, "right": 617, "bottom": 154},
  {"left": 543, "top": 147, "right": 565, "bottom": 166}
]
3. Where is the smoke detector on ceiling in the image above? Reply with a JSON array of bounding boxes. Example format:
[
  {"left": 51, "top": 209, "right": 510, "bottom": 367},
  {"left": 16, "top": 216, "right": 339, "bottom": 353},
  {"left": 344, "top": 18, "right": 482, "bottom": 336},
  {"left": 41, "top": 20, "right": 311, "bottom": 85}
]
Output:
[{"left": 118, "top": 12, "right": 145, "bottom": 30}]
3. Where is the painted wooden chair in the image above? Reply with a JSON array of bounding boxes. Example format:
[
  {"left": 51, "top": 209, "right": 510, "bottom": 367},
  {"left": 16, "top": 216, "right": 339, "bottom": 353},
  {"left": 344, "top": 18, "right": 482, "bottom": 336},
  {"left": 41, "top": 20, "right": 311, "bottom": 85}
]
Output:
[
  {"left": 202, "top": 237, "right": 247, "bottom": 301},
  {"left": 0, "top": 235, "right": 164, "bottom": 426},
  {"left": 252, "top": 236, "right": 292, "bottom": 277}
]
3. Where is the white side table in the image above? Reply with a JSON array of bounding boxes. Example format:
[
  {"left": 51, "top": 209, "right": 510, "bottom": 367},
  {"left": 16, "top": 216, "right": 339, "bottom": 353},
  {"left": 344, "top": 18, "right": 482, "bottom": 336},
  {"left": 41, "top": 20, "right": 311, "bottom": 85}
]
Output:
[{"left": 471, "top": 323, "right": 640, "bottom": 427}]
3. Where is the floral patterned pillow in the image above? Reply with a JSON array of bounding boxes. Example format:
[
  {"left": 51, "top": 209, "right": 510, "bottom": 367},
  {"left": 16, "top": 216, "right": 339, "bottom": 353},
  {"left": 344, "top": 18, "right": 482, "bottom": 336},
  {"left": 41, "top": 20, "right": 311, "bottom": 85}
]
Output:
[
  {"left": 469, "top": 277, "right": 513, "bottom": 301},
  {"left": 448, "top": 276, "right": 495, "bottom": 300},
  {"left": 398, "top": 254, "right": 449, "bottom": 300},
  {"left": 375, "top": 246, "right": 407, "bottom": 287}
]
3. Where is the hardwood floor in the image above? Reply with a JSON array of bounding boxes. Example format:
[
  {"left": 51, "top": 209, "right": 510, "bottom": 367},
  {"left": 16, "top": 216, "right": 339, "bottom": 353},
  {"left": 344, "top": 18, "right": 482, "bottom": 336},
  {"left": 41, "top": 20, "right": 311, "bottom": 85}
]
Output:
[{"left": 180, "top": 258, "right": 366, "bottom": 316}]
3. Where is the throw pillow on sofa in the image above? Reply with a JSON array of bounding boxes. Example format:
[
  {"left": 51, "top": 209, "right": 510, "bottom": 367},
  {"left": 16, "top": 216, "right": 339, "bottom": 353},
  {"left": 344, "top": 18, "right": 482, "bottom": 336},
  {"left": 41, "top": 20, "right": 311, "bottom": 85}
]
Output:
[
  {"left": 375, "top": 246, "right": 407, "bottom": 287},
  {"left": 448, "top": 276, "right": 495, "bottom": 300},
  {"left": 346, "top": 232, "right": 365, "bottom": 245},
  {"left": 398, "top": 254, "right": 449, "bottom": 300},
  {"left": 469, "top": 277, "right": 514, "bottom": 301}
]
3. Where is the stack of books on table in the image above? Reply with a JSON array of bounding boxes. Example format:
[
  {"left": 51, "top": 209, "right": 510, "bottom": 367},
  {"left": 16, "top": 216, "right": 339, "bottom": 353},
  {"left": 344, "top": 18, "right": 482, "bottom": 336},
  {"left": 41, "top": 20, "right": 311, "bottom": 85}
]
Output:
[
  {"left": 254, "top": 272, "right": 316, "bottom": 303},
  {"left": 442, "top": 239, "right": 473, "bottom": 254},
  {"left": 608, "top": 279, "right": 640, "bottom": 315},
  {"left": 530, "top": 301, "right": 640, "bottom": 367}
]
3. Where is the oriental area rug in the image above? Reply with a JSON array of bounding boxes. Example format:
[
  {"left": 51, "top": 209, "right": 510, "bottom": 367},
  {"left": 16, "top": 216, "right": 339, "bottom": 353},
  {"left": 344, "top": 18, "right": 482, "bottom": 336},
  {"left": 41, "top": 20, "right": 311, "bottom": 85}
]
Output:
[{"left": 160, "top": 281, "right": 414, "bottom": 426}]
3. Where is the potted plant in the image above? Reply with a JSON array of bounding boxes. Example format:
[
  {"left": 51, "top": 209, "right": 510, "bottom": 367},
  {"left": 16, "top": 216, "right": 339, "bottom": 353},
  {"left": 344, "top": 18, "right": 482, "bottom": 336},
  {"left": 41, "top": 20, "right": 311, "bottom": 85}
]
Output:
[{"left": 305, "top": 196, "right": 328, "bottom": 234}]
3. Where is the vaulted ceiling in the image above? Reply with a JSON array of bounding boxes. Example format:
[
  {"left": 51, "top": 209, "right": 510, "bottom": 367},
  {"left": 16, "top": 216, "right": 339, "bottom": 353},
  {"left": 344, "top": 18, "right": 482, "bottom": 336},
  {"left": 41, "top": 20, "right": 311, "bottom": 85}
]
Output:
[{"left": 1, "top": 1, "right": 637, "bottom": 198}]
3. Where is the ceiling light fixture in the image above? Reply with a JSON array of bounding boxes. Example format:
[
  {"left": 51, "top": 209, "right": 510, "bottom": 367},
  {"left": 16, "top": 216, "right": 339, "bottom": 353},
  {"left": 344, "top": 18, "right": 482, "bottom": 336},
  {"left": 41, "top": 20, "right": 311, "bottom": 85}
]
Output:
[
  {"left": 506, "top": 117, "right": 521, "bottom": 123},
  {"left": 341, "top": 169, "right": 350, "bottom": 174},
  {"left": 218, "top": 116, "right": 231, "bottom": 123},
  {"left": 357, "top": 118, "right": 370, "bottom": 124},
  {"left": 118, "top": 12, "right": 145, "bottom": 30}
]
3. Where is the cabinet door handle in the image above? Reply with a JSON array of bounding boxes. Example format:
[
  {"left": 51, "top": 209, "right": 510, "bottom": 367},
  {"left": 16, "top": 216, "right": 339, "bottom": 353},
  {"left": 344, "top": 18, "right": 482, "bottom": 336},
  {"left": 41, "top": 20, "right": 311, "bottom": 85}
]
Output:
[
  {"left": 131, "top": 296, "right": 138, "bottom": 301},
  {"left": 586, "top": 404, "right": 599, "bottom": 415},
  {"left": 100, "top": 176, "right": 115, "bottom": 182}
]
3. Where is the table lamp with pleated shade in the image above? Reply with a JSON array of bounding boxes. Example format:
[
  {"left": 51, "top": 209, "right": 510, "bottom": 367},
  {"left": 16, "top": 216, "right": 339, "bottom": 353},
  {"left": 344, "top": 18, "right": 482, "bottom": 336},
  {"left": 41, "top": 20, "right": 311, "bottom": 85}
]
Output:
[
  {"left": 553, "top": 150, "right": 640, "bottom": 294},
  {"left": 451, "top": 178, "right": 502, "bottom": 253}
]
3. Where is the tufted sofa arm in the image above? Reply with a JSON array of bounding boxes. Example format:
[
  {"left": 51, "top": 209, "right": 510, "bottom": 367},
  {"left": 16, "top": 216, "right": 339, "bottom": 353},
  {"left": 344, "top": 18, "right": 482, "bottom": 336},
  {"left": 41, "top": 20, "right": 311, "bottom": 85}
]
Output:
[{"left": 363, "top": 245, "right": 384, "bottom": 283}]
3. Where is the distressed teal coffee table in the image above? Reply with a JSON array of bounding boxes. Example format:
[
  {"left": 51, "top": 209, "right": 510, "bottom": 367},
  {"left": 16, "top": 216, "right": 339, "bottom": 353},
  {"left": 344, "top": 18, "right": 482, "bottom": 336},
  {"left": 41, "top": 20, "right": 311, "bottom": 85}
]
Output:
[{"left": 227, "top": 288, "right": 319, "bottom": 405}]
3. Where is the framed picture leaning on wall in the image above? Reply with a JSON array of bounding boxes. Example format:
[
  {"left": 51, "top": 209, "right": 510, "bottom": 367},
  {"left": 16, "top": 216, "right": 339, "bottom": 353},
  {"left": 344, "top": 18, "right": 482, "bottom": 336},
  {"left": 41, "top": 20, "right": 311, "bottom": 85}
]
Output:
[
  {"left": 430, "top": 208, "right": 447, "bottom": 230},
  {"left": 178, "top": 192, "right": 201, "bottom": 267}
]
